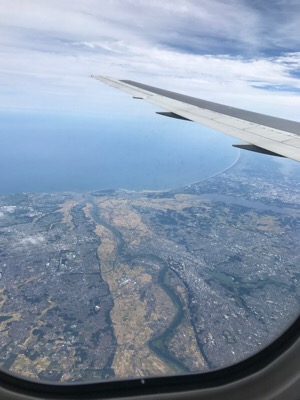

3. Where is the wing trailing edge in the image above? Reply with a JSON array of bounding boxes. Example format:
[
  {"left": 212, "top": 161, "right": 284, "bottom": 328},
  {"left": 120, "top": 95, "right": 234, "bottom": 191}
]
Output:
[{"left": 92, "top": 75, "right": 300, "bottom": 162}]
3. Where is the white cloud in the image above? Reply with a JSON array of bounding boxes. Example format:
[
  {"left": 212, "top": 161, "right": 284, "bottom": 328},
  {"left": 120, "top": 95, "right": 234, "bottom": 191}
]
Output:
[
  {"left": 20, "top": 235, "right": 45, "bottom": 245},
  {"left": 0, "top": 0, "right": 299, "bottom": 119},
  {"left": 0, "top": 206, "right": 16, "bottom": 214}
]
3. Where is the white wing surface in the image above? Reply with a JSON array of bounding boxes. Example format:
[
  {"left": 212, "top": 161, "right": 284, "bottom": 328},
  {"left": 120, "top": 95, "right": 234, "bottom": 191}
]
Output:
[{"left": 92, "top": 75, "right": 300, "bottom": 162}]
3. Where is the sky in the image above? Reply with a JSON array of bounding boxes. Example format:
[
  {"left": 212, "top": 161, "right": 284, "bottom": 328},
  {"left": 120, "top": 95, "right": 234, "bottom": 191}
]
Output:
[{"left": 0, "top": 0, "right": 300, "bottom": 120}]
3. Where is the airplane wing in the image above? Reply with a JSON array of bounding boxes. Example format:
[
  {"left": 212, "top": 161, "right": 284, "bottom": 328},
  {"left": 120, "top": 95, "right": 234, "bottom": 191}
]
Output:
[{"left": 91, "top": 75, "right": 300, "bottom": 162}]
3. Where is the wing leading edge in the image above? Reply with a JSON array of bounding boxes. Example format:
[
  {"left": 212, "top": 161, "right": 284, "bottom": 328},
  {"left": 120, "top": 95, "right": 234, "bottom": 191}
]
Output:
[{"left": 91, "top": 75, "right": 300, "bottom": 162}]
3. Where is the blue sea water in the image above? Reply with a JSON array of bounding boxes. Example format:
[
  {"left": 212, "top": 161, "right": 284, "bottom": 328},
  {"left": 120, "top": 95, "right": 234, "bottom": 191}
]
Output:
[{"left": 0, "top": 112, "right": 238, "bottom": 194}]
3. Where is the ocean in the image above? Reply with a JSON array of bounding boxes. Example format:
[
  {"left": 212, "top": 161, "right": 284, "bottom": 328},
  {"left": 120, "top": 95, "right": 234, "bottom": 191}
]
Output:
[{"left": 0, "top": 112, "right": 238, "bottom": 194}]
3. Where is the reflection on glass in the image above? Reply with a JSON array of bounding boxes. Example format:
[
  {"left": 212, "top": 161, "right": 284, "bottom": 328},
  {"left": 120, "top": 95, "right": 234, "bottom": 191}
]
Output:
[{"left": 0, "top": 129, "right": 299, "bottom": 382}]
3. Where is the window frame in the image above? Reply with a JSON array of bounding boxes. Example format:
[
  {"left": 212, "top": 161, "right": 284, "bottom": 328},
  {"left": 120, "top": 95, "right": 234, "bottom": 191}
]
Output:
[{"left": 0, "top": 315, "right": 299, "bottom": 400}]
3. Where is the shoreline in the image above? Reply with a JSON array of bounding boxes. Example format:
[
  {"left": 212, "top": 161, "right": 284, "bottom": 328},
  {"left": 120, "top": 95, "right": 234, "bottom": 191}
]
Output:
[{"left": 0, "top": 150, "right": 241, "bottom": 197}]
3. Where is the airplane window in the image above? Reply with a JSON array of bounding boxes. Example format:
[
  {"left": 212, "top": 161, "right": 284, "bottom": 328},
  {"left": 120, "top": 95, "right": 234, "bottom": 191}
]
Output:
[{"left": 0, "top": 0, "right": 299, "bottom": 387}]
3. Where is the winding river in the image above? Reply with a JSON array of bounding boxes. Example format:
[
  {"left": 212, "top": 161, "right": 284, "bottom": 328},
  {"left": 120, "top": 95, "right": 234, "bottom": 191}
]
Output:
[{"left": 88, "top": 198, "right": 189, "bottom": 373}]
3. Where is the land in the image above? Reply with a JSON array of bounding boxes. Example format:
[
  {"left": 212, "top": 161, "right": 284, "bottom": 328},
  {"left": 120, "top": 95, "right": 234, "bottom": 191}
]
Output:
[{"left": 0, "top": 153, "right": 299, "bottom": 381}]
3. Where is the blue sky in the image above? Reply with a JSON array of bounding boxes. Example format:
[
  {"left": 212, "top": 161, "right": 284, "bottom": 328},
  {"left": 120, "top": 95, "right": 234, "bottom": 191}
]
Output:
[{"left": 0, "top": 0, "right": 300, "bottom": 120}]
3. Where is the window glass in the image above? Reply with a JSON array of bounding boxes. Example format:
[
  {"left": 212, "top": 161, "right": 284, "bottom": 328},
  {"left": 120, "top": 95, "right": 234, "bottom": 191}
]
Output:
[{"left": 0, "top": 0, "right": 299, "bottom": 383}]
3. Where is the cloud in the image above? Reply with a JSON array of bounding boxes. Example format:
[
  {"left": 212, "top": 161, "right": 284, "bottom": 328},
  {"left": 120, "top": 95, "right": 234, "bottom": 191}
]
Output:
[
  {"left": 0, "top": 0, "right": 299, "bottom": 119},
  {"left": 20, "top": 235, "right": 45, "bottom": 246},
  {"left": 0, "top": 206, "right": 16, "bottom": 214}
]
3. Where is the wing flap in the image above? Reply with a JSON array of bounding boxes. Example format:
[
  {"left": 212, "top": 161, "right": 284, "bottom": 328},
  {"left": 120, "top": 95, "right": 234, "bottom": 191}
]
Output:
[{"left": 92, "top": 75, "right": 300, "bottom": 162}]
